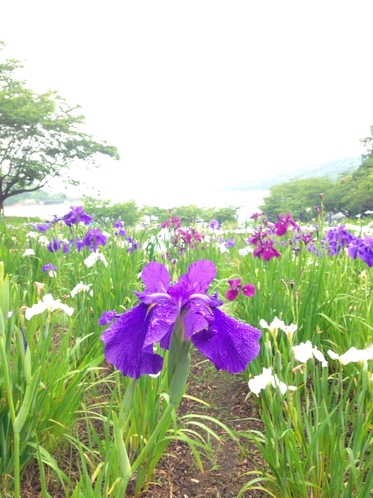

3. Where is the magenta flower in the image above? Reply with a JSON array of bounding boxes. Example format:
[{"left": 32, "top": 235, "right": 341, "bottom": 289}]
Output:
[
  {"left": 161, "top": 216, "right": 181, "bottom": 229},
  {"left": 101, "top": 260, "right": 261, "bottom": 379},
  {"left": 250, "top": 212, "right": 265, "bottom": 221},
  {"left": 226, "top": 279, "right": 255, "bottom": 301},
  {"left": 253, "top": 239, "right": 281, "bottom": 261},
  {"left": 300, "top": 233, "right": 313, "bottom": 245},
  {"left": 274, "top": 213, "right": 300, "bottom": 236}
]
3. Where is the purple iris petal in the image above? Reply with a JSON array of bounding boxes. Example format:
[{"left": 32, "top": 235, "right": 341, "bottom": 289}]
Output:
[
  {"left": 144, "top": 300, "right": 178, "bottom": 349},
  {"left": 226, "top": 288, "right": 239, "bottom": 301},
  {"left": 141, "top": 262, "right": 171, "bottom": 293},
  {"left": 42, "top": 263, "right": 57, "bottom": 273},
  {"left": 76, "top": 238, "right": 85, "bottom": 252},
  {"left": 228, "top": 278, "right": 241, "bottom": 288},
  {"left": 98, "top": 310, "right": 120, "bottom": 326},
  {"left": 185, "top": 259, "right": 216, "bottom": 294},
  {"left": 348, "top": 236, "right": 373, "bottom": 267},
  {"left": 47, "top": 237, "right": 59, "bottom": 253},
  {"left": 191, "top": 308, "right": 261, "bottom": 373},
  {"left": 242, "top": 284, "right": 255, "bottom": 297},
  {"left": 183, "top": 302, "right": 212, "bottom": 340},
  {"left": 348, "top": 245, "right": 359, "bottom": 259},
  {"left": 34, "top": 223, "right": 51, "bottom": 233},
  {"left": 101, "top": 304, "right": 164, "bottom": 379}
]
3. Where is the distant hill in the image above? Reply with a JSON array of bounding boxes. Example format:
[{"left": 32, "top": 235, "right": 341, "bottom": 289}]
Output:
[{"left": 224, "top": 156, "right": 362, "bottom": 191}]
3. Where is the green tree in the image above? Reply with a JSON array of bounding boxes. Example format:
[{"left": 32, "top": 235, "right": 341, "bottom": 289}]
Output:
[
  {"left": 140, "top": 205, "right": 169, "bottom": 223},
  {"left": 0, "top": 42, "right": 119, "bottom": 210},
  {"left": 83, "top": 197, "right": 141, "bottom": 226},
  {"left": 260, "top": 177, "right": 337, "bottom": 221},
  {"left": 337, "top": 158, "right": 373, "bottom": 215}
]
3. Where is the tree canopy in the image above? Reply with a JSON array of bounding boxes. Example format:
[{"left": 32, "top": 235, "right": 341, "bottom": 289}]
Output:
[
  {"left": 260, "top": 126, "right": 373, "bottom": 219},
  {"left": 0, "top": 41, "right": 119, "bottom": 208},
  {"left": 82, "top": 196, "right": 240, "bottom": 227},
  {"left": 260, "top": 177, "right": 337, "bottom": 221}
]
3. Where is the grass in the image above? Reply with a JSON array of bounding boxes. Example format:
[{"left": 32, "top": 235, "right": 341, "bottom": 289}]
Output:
[{"left": 1, "top": 213, "right": 373, "bottom": 496}]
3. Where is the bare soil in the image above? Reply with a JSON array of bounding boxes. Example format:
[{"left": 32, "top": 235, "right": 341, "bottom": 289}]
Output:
[{"left": 21, "top": 353, "right": 267, "bottom": 498}]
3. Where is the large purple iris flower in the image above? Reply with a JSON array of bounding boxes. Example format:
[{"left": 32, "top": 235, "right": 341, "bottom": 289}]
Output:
[
  {"left": 63, "top": 206, "right": 93, "bottom": 227},
  {"left": 101, "top": 260, "right": 261, "bottom": 379},
  {"left": 82, "top": 228, "right": 107, "bottom": 251}
]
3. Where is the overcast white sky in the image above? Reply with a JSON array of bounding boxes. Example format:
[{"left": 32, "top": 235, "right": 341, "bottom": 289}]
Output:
[{"left": 1, "top": 1, "right": 373, "bottom": 206}]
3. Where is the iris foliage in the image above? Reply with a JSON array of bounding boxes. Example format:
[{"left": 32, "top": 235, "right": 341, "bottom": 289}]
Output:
[{"left": 0, "top": 205, "right": 373, "bottom": 497}]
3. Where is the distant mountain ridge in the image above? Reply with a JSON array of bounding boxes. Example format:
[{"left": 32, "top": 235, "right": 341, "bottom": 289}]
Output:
[{"left": 224, "top": 156, "right": 362, "bottom": 191}]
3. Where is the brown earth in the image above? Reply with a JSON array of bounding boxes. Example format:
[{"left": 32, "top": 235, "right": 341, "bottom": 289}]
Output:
[{"left": 21, "top": 353, "right": 267, "bottom": 498}]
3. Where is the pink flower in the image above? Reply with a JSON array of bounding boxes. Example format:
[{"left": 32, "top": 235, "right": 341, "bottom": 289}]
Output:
[
  {"left": 274, "top": 213, "right": 300, "bottom": 236},
  {"left": 226, "top": 278, "right": 256, "bottom": 301}
]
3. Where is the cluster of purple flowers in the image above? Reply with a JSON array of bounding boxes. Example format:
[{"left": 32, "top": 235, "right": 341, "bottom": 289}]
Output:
[
  {"left": 176, "top": 227, "right": 204, "bottom": 250},
  {"left": 34, "top": 223, "right": 51, "bottom": 233},
  {"left": 246, "top": 213, "right": 302, "bottom": 260},
  {"left": 113, "top": 220, "right": 127, "bottom": 236},
  {"left": 248, "top": 226, "right": 281, "bottom": 261},
  {"left": 46, "top": 227, "right": 108, "bottom": 254},
  {"left": 321, "top": 226, "right": 355, "bottom": 256},
  {"left": 126, "top": 237, "right": 140, "bottom": 253},
  {"left": 160, "top": 217, "right": 205, "bottom": 256},
  {"left": 46, "top": 206, "right": 93, "bottom": 227},
  {"left": 320, "top": 226, "right": 373, "bottom": 267},
  {"left": 160, "top": 215, "right": 181, "bottom": 229},
  {"left": 47, "top": 237, "right": 70, "bottom": 254}
]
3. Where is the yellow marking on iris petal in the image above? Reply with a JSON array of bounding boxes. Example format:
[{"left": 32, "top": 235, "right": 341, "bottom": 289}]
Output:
[
  {"left": 145, "top": 303, "right": 156, "bottom": 318},
  {"left": 206, "top": 305, "right": 213, "bottom": 315}
]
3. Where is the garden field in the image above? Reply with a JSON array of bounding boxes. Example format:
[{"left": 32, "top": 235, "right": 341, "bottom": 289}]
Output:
[{"left": 1, "top": 206, "right": 373, "bottom": 498}]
